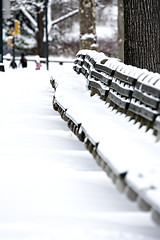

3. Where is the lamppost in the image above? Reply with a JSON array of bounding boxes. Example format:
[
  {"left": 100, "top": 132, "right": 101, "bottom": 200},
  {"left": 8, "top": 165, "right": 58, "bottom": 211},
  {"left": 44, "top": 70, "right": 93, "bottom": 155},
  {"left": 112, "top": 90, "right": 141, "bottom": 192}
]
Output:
[{"left": 45, "top": 0, "right": 49, "bottom": 70}]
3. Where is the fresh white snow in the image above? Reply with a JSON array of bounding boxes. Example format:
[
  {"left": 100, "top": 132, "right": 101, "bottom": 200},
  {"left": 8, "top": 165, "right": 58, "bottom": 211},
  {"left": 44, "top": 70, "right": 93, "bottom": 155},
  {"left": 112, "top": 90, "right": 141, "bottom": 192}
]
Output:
[{"left": 0, "top": 60, "right": 160, "bottom": 240}]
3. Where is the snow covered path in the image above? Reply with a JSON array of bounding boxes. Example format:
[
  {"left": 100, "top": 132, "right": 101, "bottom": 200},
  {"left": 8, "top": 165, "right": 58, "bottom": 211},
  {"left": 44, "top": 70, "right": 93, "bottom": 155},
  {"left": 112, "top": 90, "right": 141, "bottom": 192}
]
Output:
[{"left": 0, "top": 63, "right": 160, "bottom": 240}]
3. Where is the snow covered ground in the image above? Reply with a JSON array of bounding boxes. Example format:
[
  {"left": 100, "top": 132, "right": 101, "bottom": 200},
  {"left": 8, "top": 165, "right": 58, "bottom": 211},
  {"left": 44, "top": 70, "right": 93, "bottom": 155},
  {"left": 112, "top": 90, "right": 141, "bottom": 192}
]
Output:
[{"left": 0, "top": 60, "right": 160, "bottom": 240}]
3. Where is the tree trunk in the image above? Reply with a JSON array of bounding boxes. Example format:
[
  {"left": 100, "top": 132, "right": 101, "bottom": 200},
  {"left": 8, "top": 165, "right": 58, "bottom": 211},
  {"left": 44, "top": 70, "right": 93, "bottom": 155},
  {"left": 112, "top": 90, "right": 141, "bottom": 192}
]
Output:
[
  {"left": 79, "top": 0, "right": 97, "bottom": 50},
  {"left": 123, "top": 0, "right": 160, "bottom": 73},
  {"left": 118, "top": 0, "right": 124, "bottom": 61},
  {"left": 36, "top": 7, "right": 45, "bottom": 57}
]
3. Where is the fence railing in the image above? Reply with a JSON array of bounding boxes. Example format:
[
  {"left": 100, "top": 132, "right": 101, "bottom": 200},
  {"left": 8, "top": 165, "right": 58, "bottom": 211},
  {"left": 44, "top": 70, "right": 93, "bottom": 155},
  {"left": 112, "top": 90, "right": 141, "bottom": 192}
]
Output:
[{"left": 3, "top": 55, "right": 74, "bottom": 64}]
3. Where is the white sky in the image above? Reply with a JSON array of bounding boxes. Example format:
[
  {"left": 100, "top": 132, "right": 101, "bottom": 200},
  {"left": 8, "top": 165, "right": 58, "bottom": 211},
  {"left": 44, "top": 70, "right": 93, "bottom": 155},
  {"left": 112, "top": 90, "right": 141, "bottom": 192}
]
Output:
[{"left": 0, "top": 60, "right": 160, "bottom": 239}]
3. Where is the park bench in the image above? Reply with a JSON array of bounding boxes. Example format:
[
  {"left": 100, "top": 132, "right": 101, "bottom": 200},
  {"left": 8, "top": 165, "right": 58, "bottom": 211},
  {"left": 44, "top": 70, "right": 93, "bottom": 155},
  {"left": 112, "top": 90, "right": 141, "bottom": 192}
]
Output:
[
  {"left": 73, "top": 53, "right": 85, "bottom": 74},
  {"left": 108, "top": 70, "right": 137, "bottom": 111},
  {"left": 74, "top": 51, "right": 160, "bottom": 140},
  {"left": 128, "top": 72, "right": 160, "bottom": 137},
  {"left": 73, "top": 50, "right": 160, "bottom": 225}
]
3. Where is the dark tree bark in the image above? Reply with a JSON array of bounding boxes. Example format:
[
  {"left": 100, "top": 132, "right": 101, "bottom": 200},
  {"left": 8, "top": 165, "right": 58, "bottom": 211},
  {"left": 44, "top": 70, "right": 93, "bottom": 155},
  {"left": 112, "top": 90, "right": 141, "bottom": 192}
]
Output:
[
  {"left": 36, "top": 6, "right": 45, "bottom": 57},
  {"left": 123, "top": 0, "right": 160, "bottom": 73},
  {"left": 79, "top": 0, "right": 97, "bottom": 50},
  {"left": 118, "top": 0, "right": 124, "bottom": 61}
]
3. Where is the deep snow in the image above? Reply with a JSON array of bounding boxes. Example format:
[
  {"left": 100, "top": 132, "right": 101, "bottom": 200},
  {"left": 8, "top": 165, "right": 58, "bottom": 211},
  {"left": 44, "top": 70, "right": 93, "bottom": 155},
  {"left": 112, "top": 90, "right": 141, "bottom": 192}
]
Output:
[{"left": 0, "top": 60, "right": 160, "bottom": 240}]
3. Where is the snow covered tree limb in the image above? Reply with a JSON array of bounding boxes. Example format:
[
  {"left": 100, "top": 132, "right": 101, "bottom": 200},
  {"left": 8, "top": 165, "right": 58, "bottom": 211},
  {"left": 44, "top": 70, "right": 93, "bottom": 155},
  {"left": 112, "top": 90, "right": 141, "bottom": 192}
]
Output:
[
  {"left": 20, "top": 5, "right": 38, "bottom": 30},
  {"left": 50, "top": 9, "right": 79, "bottom": 27}
]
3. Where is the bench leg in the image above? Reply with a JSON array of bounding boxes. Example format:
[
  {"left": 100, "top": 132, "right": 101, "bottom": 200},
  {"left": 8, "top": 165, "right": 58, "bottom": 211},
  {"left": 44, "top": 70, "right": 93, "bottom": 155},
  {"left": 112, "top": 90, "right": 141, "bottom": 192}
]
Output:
[{"left": 156, "top": 131, "right": 160, "bottom": 142}]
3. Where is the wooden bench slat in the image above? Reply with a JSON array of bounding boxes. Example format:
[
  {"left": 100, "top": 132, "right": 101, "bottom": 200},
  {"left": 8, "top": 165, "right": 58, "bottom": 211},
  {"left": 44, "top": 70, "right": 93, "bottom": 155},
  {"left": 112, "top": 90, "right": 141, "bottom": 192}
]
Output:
[
  {"left": 108, "top": 91, "right": 129, "bottom": 109},
  {"left": 139, "top": 107, "right": 157, "bottom": 122},
  {"left": 90, "top": 70, "right": 112, "bottom": 86},
  {"left": 95, "top": 63, "right": 115, "bottom": 76},
  {"left": 114, "top": 71, "right": 137, "bottom": 86},
  {"left": 142, "top": 84, "right": 160, "bottom": 98},
  {"left": 128, "top": 102, "right": 141, "bottom": 114},
  {"left": 83, "top": 60, "right": 91, "bottom": 69},
  {"left": 88, "top": 80, "right": 109, "bottom": 96},
  {"left": 133, "top": 89, "right": 160, "bottom": 109},
  {"left": 73, "top": 65, "right": 81, "bottom": 74},
  {"left": 111, "top": 81, "right": 133, "bottom": 98}
]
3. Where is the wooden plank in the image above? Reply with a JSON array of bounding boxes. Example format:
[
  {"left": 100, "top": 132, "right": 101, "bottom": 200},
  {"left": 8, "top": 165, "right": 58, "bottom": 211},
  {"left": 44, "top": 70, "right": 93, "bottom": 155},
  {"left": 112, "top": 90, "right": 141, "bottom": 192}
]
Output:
[
  {"left": 90, "top": 58, "right": 96, "bottom": 66},
  {"left": 83, "top": 60, "right": 91, "bottom": 70},
  {"left": 133, "top": 89, "right": 159, "bottom": 109},
  {"left": 114, "top": 71, "right": 137, "bottom": 86},
  {"left": 95, "top": 63, "right": 115, "bottom": 76},
  {"left": 128, "top": 102, "right": 141, "bottom": 115},
  {"left": 81, "top": 66, "right": 87, "bottom": 75},
  {"left": 73, "top": 65, "right": 81, "bottom": 74},
  {"left": 108, "top": 91, "right": 129, "bottom": 109},
  {"left": 77, "top": 54, "right": 85, "bottom": 60},
  {"left": 81, "top": 126, "right": 99, "bottom": 147},
  {"left": 88, "top": 80, "right": 109, "bottom": 96},
  {"left": 54, "top": 99, "right": 67, "bottom": 112},
  {"left": 85, "top": 54, "right": 91, "bottom": 61},
  {"left": 90, "top": 70, "right": 112, "bottom": 86},
  {"left": 142, "top": 84, "right": 160, "bottom": 98},
  {"left": 77, "top": 59, "right": 84, "bottom": 66},
  {"left": 111, "top": 81, "right": 133, "bottom": 97},
  {"left": 139, "top": 106, "right": 157, "bottom": 122}
]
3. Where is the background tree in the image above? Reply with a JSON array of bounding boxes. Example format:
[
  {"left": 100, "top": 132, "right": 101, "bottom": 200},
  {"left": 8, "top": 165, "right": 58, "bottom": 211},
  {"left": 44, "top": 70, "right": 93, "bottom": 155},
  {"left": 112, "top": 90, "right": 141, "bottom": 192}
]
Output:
[
  {"left": 35, "top": 0, "right": 45, "bottom": 57},
  {"left": 79, "top": 0, "right": 97, "bottom": 50},
  {"left": 4, "top": 0, "right": 47, "bottom": 57},
  {"left": 118, "top": 0, "right": 124, "bottom": 61},
  {"left": 123, "top": 0, "right": 160, "bottom": 73},
  {"left": 4, "top": 0, "right": 117, "bottom": 57}
]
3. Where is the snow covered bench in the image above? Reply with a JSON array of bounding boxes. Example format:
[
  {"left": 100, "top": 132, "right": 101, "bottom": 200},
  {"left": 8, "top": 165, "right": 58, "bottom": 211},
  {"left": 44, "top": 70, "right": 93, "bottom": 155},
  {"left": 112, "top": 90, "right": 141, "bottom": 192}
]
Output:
[
  {"left": 73, "top": 50, "right": 160, "bottom": 141},
  {"left": 51, "top": 50, "right": 160, "bottom": 226},
  {"left": 87, "top": 79, "right": 109, "bottom": 99},
  {"left": 72, "top": 50, "right": 160, "bottom": 225}
]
